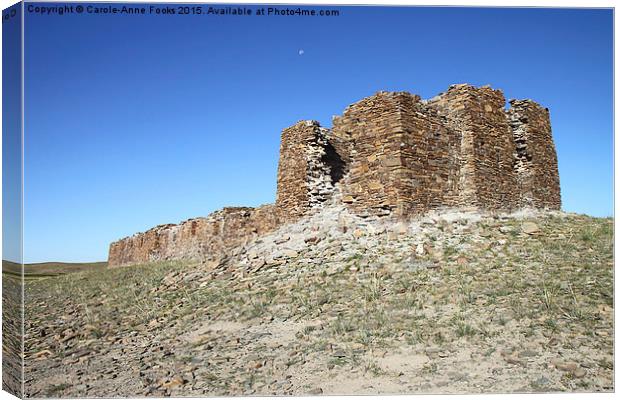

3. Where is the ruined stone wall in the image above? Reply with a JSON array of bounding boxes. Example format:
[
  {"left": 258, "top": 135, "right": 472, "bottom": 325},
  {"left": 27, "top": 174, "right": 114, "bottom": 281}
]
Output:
[
  {"left": 507, "top": 100, "right": 561, "bottom": 209},
  {"left": 109, "top": 83, "right": 561, "bottom": 267},
  {"left": 275, "top": 120, "right": 344, "bottom": 222},
  {"left": 108, "top": 205, "right": 279, "bottom": 267},
  {"left": 399, "top": 94, "right": 461, "bottom": 213},
  {"left": 427, "top": 84, "right": 520, "bottom": 211},
  {"left": 275, "top": 121, "right": 312, "bottom": 222},
  {"left": 330, "top": 92, "right": 460, "bottom": 217},
  {"left": 278, "top": 85, "right": 559, "bottom": 219},
  {"left": 331, "top": 92, "right": 411, "bottom": 216}
]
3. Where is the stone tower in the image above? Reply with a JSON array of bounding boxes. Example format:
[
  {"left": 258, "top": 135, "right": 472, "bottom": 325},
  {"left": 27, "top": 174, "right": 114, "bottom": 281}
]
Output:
[
  {"left": 109, "top": 83, "right": 562, "bottom": 267},
  {"left": 274, "top": 84, "right": 561, "bottom": 222}
]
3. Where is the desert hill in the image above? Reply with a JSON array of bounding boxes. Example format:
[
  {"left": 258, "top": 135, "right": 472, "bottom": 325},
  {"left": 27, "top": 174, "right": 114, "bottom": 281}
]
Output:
[{"left": 21, "top": 207, "right": 613, "bottom": 396}]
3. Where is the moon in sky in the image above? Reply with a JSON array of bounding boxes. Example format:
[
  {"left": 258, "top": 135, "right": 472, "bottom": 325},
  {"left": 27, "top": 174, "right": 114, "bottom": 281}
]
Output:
[{"left": 298, "top": 49, "right": 304, "bottom": 55}]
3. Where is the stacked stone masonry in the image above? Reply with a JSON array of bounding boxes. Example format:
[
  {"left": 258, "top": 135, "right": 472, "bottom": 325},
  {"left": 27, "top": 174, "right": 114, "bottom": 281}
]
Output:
[
  {"left": 426, "top": 84, "right": 520, "bottom": 211},
  {"left": 330, "top": 91, "right": 462, "bottom": 216},
  {"left": 108, "top": 84, "right": 561, "bottom": 267},
  {"left": 506, "top": 99, "right": 561, "bottom": 209},
  {"left": 108, "top": 205, "right": 279, "bottom": 267},
  {"left": 275, "top": 121, "right": 345, "bottom": 222}
]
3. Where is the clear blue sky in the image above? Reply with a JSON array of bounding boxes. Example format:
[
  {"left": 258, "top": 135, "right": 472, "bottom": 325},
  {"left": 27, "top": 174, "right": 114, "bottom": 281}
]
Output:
[{"left": 12, "top": 4, "right": 615, "bottom": 262}]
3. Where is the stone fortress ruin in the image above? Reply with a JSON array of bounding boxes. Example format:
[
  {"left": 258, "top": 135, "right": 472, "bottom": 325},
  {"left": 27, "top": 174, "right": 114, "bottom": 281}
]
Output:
[{"left": 108, "top": 84, "right": 561, "bottom": 267}]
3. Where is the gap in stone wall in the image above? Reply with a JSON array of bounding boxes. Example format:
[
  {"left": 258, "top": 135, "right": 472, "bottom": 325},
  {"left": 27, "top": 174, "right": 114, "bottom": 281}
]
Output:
[{"left": 321, "top": 139, "right": 346, "bottom": 185}]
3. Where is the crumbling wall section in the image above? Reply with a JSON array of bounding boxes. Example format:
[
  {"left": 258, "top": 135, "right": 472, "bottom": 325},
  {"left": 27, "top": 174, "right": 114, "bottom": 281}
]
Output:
[
  {"left": 275, "top": 120, "right": 343, "bottom": 222},
  {"left": 108, "top": 205, "right": 280, "bottom": 267},
  {"left": 507, "top": 99, "right": 561, "bottom": 209},
  {"left": 427, "top": 84, "right": 519, "bottom": 211}
]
